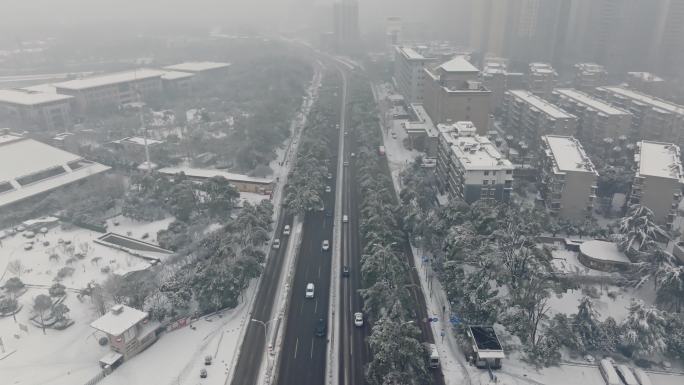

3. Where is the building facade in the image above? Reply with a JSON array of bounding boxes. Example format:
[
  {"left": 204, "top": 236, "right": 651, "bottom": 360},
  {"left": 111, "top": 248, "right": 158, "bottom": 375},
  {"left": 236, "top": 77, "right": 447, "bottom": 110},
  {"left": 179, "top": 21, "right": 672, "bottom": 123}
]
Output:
[
  {"left": 573, "top": 63, "right": 607, "bottom": 91},
  {"left": 595, "top": 86, "right": 684, "bottom": 144},
  {"left": 480, "top": 57, "right": 523, "bottom": 115},
  {"left": 423, "top": 57, "right": 491, "bottom": 134},
  {"left": 552, "top": 88, "right": 632, "bottom": 143},
  {"left": 0, "top": 89, "right": 73, "bottom": 131},
  {"left": 436, "top": 121, "right": 513, "bottom": 204},
  {"left": 527, "top": 63, "right": 557, "bottom": 98},
  {"left": 626, "top": 72, "right": 666, "bottom": 99},
  {"left": 629, "top": 141, "right": 684, "bottom": 228},
  {"left": 539, "top": 135, "right": 598, "bottom": 220},
  {"left": 504, "top": 90, "right": 577, "bottom": 144},
  {"left": 393, "top": 47, "right": 435, "bottom": 104}
]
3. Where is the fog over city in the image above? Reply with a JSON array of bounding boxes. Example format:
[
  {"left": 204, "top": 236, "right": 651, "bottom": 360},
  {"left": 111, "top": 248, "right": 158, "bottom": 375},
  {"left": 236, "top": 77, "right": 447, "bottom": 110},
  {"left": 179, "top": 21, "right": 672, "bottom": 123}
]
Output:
[{"left": 0, "top": 1, "right": 683, "bottom": 385}]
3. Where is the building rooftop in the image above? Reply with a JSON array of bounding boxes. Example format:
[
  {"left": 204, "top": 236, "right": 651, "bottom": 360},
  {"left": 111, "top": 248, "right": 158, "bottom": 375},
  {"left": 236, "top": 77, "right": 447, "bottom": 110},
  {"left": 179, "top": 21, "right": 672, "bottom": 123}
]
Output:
[
  {"left": 112, "top": 136, "right": 164, "bottom": 146},
  {"left": 575, "top": 62, "right": 606, "bottom": 74},
  {"left": 0, "top": 134, "right": 110, "bottom": 208},
  {"left": 161, "top": 70, "right": 195, "bottom": 81},
  {"left": 542, "top": 135, "right": 596, "bottom": 174},
  {"left": 90, "top": 305, "right": 148, "bottom": 336},
  {"left": 397, "top": 46, "right": 427, "bottom": 61},
  {"left": 554, "top": 88, "right": 629, "bottom": 116},
  {"left": 439, "top": 122, "right": 513, "bottom": 171},
  {"left": 580, "top": 240, "right": 630, "bottom": 265},
  {"left": 529, "top": 62, "right": 556, "bottom": 75},
  {"left": 636, "top": 141, "right": 684, "bottom": 181},
  {"left": 627, "top": 72, "right": 664, "bottom": 82},
  {"left": 438, "top": 56, "right": 479, "bottom": 73},
  {"left": 508, "top": 90, "right": 574, "bottom": 119},
  {"left": 598, "top": 86, "right": 684, "bottom": 116},
  {"left": 163, "top": 61, "right": 231, "bottom": 73},
  {"left": 54, "top": 69, "right": 165, "bottom": 91},
  {"left": 20, "top": 83, "right": 57, "bottom": 94},
  {"left": 158, "top": 167, "right": 273, "bottom": 185},
  {"left": 0, "top": 89, "right": 73, "bottom": 105}
]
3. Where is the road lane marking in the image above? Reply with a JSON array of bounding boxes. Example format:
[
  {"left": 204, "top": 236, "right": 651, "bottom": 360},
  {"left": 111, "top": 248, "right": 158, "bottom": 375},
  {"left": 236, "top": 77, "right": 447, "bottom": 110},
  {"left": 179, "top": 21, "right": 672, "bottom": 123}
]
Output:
[
  {"left": 318, "top": 265, "right": 321, "bottom": 278},
  {"left": 294, "top": 337, "right": 299, "bottom": 359},
  {"left": 315, "top": 298, "right": 318, "bottom": 313},
  {"left": 300, "top": 302, "right": 304, "bottom": 314},
  {"left": 311, "top": 338, "right": 315, "bottom": 358}
]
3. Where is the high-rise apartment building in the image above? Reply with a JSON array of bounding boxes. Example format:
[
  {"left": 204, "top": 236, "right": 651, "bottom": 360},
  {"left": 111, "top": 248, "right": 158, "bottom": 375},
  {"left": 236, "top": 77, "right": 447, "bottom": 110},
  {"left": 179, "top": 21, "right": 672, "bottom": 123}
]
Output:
[
  {"left": 552, "top": 89, "right": 632, "bottom": 143},
  {"left": 527, "top": 63, "right": 557, "bottom": 98},
  {"left": 481, "top": 57, "right": 524, "bottom": 115},
  {"left": 422, "top": 57, "right": 491, "bottom": 134},
  {"left": 436, "top": 121, "right": 514, "bottom": 204},
  {"left": 629, "top": 141, "right": 684, "bottom": 228},
  {"left": 393, "top": 47, "right": 435, "bottom": 104},
  {"left": 540, "top": 135, "right": 598, "bottom": 220},
  {"left": 626, "top": 72, "right": 667, "bottom": 99},
  {"left": 333, "top": 0, "right": 360, "bottom": 54},
  {"left": 573, "top": 63, "right": 608, "bottom": 91},
  {"left": 504, "top": 90, "right": 577, "bottom": 143}
]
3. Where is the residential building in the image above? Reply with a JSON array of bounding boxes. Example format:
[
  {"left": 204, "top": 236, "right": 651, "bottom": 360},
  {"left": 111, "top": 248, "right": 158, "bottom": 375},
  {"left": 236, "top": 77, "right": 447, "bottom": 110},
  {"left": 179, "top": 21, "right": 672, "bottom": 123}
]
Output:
[
  {"left": 422, "top": 56, "right": 491, "bottom": 134},
  {"left": 0, "top": 89, "right": 73, "bottom": 131},
  {"left": 527, "top": 63, "right": 557, "bottom": 98},
  {"left": 54, "top": 69, "right": 166, "bottom": 115},
  {"left": 436, "top": 121, "right": 513, "bottom": 204},
  {"left": 393, "top": 46, "right": 435, "bottom": 104},
  {"left": 539, "top": 135, "right": 598, "bottom": 220},
  {"left": 595, "top": 86, "right": 684, "bottom": 144},
  {"left": 90, "top": 304, "right": 159, "bottom": 364},
  {"left": 503, "top": 90, "right": 577, "bottom": 143},
  {"left": 481, "top": 57, "right": 524, "bottom": 114},
  {"left": 651, "top": 0, "right": 684, "bottom": 78},
  {"left": 629, "top": 141, "right": 684, "bottom": 228},
  {"left": 162, "top": 61, "right": 230, "bottom": 79},
  {"left": 573, "top": 63, "right": 607, "bottom": 91},
  {"left": 400, "top": 103, "right": 438, "bottom": 156},
  {"left": 160, "top": 71, "right": 195, "bottom": 93},
  {"left": 626, "top": 72, "right": 666, "bottom": 99},
  {"left": 0, "top": 132, "right": 110, "bottom": 212},
  {"left": 552, "top": 88, "right": 632, "bottom": 143},
  {"left": 332, "top": 0, "right": 360, "bottom": 54}
]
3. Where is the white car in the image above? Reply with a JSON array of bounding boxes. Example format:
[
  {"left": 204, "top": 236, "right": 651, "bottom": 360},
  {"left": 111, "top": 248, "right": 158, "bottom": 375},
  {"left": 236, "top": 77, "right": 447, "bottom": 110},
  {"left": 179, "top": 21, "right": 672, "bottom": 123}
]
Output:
[
  {"left": 325, "top": 185, "right": 332, "bottom": 193},
  {"left": 273, "top": 239, "right": 281, "bottom": 249},
  {"left": 305, "top": 283, "right": 315, "bottom": 298},
  {"left": 342, "top": 215, "right": 348, "bottom": 223},
  {"left": 283, "top": 225, "right": 291, "bottom": 235},
  {"left": 322, "top": 240, "right": 330, "bottom": 251},
  {"left": 354, "top": 312, "right": 364, "bottom": 327}
]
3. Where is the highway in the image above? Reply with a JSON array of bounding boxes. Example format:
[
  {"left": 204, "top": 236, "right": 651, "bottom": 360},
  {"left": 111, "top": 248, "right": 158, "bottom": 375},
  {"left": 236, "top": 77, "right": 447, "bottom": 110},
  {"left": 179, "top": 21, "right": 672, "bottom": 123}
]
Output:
[{"left": 275, "top": 69, "right": 343, "bottom": 385}]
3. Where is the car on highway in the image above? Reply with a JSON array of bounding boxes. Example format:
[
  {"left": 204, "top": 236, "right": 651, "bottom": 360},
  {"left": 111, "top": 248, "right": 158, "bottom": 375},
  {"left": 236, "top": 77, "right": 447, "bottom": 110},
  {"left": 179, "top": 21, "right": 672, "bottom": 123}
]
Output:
[
  {"left": 350, "top": 152, "right": 355, "bottom": 158},
  {"left": 272, "top": 239, "right": 280, "bottom": 249},
  {"left": 325, "top": 185, "right": 332, "bottom": 193},
  {"left": 322, "top": 240, "right": 330, "bottom": 250},
  {"left": 391, "top": 131, "right": 397, "bottom": 139},
  {"left": 343, "top": 160, "right": 349, "bottom": 166},
  {"left": 315, "top": 318, "right": 326, "bottom": 337},
  {"left": 344, "top": 130, "right": 348, "bottom": 136},
  {"left": 305, "top": 283, "right": 315, "bottom": 298},
  {"left": 200, "top": 368, "right": 207, "bottom": 378},
  {"left": 354, "top": 312, "right": 363, "bottom": 327},
  {"left": 327, "top": 173, "right": 333, "bottom": 179},
  {"left": 205, "top": 355, "right": 212, "bottom": 365},
  {"left": 283, "top": 225, "right": 291, "bottom": 235},
  {"left": 342, "top": 214, "right": 348, "bottom": 223},
  {"left": 342, "top": 265, "right": 350, "bottom": 277}
]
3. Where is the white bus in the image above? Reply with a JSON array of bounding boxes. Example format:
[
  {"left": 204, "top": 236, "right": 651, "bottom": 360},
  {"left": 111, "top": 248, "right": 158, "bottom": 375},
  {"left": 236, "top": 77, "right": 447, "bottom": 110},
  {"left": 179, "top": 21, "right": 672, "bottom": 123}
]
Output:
[
  {"left": 427, "top": 344, "right": 440, "bottom": 369},
  {"left": 631, "top": 368, "right": 653, "bottom": 385},
  {"left": 599, "top": 359, "right": 621, "bottom": 385}
]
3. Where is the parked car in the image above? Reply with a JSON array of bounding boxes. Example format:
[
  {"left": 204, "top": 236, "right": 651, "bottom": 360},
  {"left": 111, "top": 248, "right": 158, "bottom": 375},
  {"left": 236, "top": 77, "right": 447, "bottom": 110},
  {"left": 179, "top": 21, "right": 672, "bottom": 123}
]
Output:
[
  {"left": 305, "top": 283, "right": 315, "bottom": 298},
  {"left": 273, "top": 239, "right": 281, "bottom": 249},
  {"left": 200, "top": 368, "right": 207, "bottom": 378},
  {"left": 325, "top": 185, "right": 332, "bottom": 193},
  {"left": 354, "top": 312, "right": 364, "bottom": 327},
  {"left": 322, "top": 240, "right": 330, "bottom": 251},
  {"left": 283, "top": 225, "right": 291, "bottom": 235},
  {"left": 204, "top": 355, "right": 212, "bottom": 365},
  {"left": 342, "top": 266, "right": 350, "bottom": 277},
  {"left": 342, "top": 215, "right": 348, "bottom": 223}
]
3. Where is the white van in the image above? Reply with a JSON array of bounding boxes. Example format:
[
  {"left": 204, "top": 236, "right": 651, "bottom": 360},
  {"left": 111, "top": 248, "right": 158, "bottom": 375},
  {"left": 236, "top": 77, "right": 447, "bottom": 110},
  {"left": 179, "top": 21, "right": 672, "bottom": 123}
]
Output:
[
  {"left": 615, "top": 365, "right": 639, "bottom": 385},
  {"left": 428, "top": 344, "right": 440, "bottom": 369},
  {"left": 631, "top": 368, "right": 653, "bottom": 385},
  {"left": 283, "top": 225, "right": 291, "bottom": 235},
  {"left": 599, "top": 359, "right": 621, "bottom": 385},
  {"left": 305, "top": 283, "right": 315, "bottom": 298},
  {"left": 342, "top": 215, "right": 348, "bottom": 223},
  {"left": 272, "top": 239, "right": 281, "bottom": 249}
]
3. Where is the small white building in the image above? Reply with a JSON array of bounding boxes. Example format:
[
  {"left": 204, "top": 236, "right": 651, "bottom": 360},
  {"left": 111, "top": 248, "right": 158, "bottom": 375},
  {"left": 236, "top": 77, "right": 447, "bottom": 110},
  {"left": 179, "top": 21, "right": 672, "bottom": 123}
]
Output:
[{"left": 90, "top": 304, "right": 159, "bottom": 364}]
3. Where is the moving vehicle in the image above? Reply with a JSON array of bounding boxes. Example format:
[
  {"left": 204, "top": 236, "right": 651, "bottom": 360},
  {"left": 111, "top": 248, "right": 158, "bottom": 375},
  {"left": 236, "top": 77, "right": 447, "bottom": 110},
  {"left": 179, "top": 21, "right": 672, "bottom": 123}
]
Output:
[
  {"left": 391, "top": 131, "right": 397, "bottom": 139},
  {"left": 325, "top": 185, "right": 332, "bottom": 193},
  {"left": 354, "top": 312, "right": 363, "bottom": 327},
  {"left": 378, "top": 146, "right": 385, "bottom": 156},
  {"left": 631, "top": 368, "right": 653, "bottom": 385},
  {"left": 322, "top": 240, "right": 330, "bottom": 250},
  {"left": 350, "top": 152, "right": 355, "bottom": 158},
  {"left": 342, "top": 265, "right": 350, "bottom": 277},
  {"left": 343, "top": 161, "right": 349, "bottom": 166},
  {"left": 315, "top": 318, "right": 326, "bottom": 337},
  {"left": 272, "top": 239, "right": 280, "bottom": 249},
  {"left": 305, "top": 283, "right": 315, "bottom": 298},
  {"left": 204, "top": 355, "right": 212, "bottom": 365},
  {"left": 342, "top": 215, "right": 348, "bottom": 223},
  {"left": 428, "top": 343, "right": 440, "bottom": 369},
  {"left": 200, "top": 368, "right": 207, "bottom": 378},
  {"left": 599, "top": 359, "right": 621, "bottom": 385},
  {"left": 327, "top": 173, "right": 333, "bottom": 179},
  {"left": 283, "top": 225, "right": 291, "bottom": 235},
  {"left": 615, "top": 365, "right": 638, "bottom": 385}
]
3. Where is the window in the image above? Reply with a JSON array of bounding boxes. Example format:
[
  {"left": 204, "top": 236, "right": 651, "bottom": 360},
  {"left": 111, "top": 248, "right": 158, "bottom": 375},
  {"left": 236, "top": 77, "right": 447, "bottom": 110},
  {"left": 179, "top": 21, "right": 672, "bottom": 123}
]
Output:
[
  {"left": 493, "top": 171, "right": 497, "bottom": 175},
  {"left": 506, "top": 170, "right": 512, "bottom": 174},
  {"left": 492, "top": 180, "right": 496, "bottom": 185},
  {"left": 483, "top": 180, "right": 489, "bottom": 185},
  {"left": 484, "top": 170, "right": 489, "bottom": 176}
]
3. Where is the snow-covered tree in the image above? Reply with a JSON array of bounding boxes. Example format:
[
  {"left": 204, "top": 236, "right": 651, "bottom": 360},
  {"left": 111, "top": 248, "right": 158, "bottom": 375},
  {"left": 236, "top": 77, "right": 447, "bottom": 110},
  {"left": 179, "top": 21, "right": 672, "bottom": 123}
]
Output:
[
  {"left": 618, "top": 205, "right": 668, "bottom": 255},
  {"left": 366, "top": 316, "right": 428, "bottom": 385},
  {"left": 619, "top": 300, "right": 668, "bottom": 358}
]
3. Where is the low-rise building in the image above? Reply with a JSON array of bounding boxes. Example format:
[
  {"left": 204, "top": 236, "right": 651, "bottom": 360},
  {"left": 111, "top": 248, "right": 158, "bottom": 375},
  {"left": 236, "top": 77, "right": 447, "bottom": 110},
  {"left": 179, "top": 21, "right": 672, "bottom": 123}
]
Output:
[
  {"left": 400, "top": 103, "right": 439, "bottom": 156},
  {"left": 527, "top": 62, "right": 557, "bottom": 98},
  {"left": 0, "top": 89, "right": 73, "bottom": 131},
  {"left": 436, "top": 121, "right": 513, "bottom": 204},
  {"left": 160, "top": 70, "right": 195, "bottom": 93},
  {"left": 504, "top": 90, "right": 577, "bottom": 144},
  {"left": 629, "top": 141, "right": 684, "bottom": 228},
  {"left": 596, "top": 86, "right": 684, "bottom": 144},
  {"left": 162, "top": 61, "right": 231, "bottom": 79},
  {"left": 393, "top": 46, "right": 435, "bottom": 103},
  {"left": 90, "top": 304, "right": 159, "bottom": 365},
  {"left": 626, "top": 72, "right": 666, "bottom": 98},
  {"left": 158, "top": 167, "right": 274, "bottom": 194},
  {"left": 423, "top": 57, "right": 491, "bottom": 134},
  {"left": 573, "top": 63, "right": 607, "bottom": 91},
  {"left": 539, "top": 135, "right": 598, "bottom": 220},
  {"left": 552, "top": 88, "right": 632, "bottom": 143}
]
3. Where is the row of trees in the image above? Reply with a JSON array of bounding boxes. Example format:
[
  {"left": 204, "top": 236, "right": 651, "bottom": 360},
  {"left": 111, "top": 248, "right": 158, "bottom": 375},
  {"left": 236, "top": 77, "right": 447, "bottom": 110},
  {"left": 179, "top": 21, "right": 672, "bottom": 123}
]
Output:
[{"left": 346, "top": 76, "right": 431, "bottom": 384}]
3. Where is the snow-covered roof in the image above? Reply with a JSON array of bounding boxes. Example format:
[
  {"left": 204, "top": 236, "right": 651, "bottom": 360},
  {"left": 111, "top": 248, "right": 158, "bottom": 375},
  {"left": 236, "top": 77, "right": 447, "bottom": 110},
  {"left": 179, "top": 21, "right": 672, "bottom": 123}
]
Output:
[
  {"left": 438, "top": 56, "right": 479, "bottom": 73},
  {"left": 0, "top": 134, "right": 110, "bottom": 208},
  {"left": 0, "top": 89, "right": 73, "bottom": 105},
  {"left": 158, "top": 167, "right": 273, "bottom": 185},
  {"left": 439, "top": 123, "right": 513, "bottom": 171},
  {"left": 161, "top": 71, "right": 195, "bottom": 81},
  {"left": 508, "top": 90, "right": 574, "bottom": 119},
  {"left": 21, "top": 83, "right": 57, "bottom": 94},
  {"left": 542, "top": 135, "right": 596, "bottom": 174},
  {"left": 574, "top": 62, "right": 606, "bottom": 74},
  {"left": 397, "top": 46, "right": 426, "bottom": 61},
  {"left": 598, "top": 86, "right": 684, "bottom": 116},
  {"left": 554, "top": 88, "right": 629, "bottom": 116},
  {"left": 163, "top": 61, "right": 231, "bottom": 73},
  {"left": 529, "top": 62, "right": 556, "bottom": 75},
  {"left": 635, "top": 141, "right": 684, "bottom": 181},
  {"left": 90, "top": 304, "right": 148, "bottom": 336},
  {"left": 627, "top": 71, "right": 664, "bottom": 82},
  {"left": 580, "top": 240, "right": 630, "bottom": 264},
  {"left": 54, "top": 69, "right": 165, "bottom": 91},
  {"left": 112, "top": 136, "right": 163, "bottom": 146}
]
